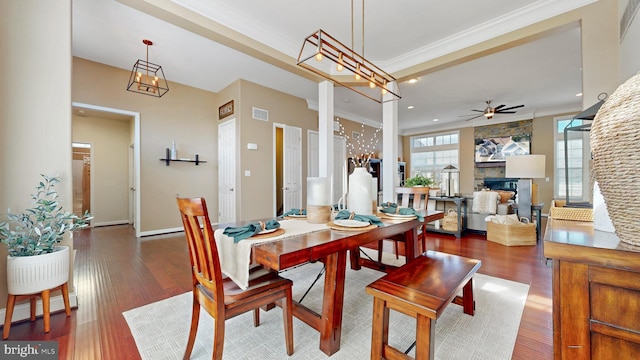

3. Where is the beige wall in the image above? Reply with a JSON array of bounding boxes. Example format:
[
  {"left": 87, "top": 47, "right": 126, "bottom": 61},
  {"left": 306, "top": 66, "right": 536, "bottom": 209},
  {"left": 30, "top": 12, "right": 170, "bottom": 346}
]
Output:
[
  {"left": 531, "top": 113, "right": 566, "bottom": 214},
  {"left": 234, "top": 79, "right": 318, "bottom": 221},
  {"left": 0, "top": 0, "right": 73, "bottom": 308},
  {"left": 73, "top": 115, "right": 131, "bottom": 225},
  {"left": 72, "top": 58, "right": 218, "bottom": 233},
  {"left": 335, "top": 119, "right": 383, "bottom": 160}
]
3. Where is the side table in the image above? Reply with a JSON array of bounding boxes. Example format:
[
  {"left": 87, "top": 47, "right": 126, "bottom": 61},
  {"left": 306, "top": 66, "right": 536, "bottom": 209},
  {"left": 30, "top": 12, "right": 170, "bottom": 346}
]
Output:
[{"left": 426, "top": 196, "right": 467, "bottom": 238}]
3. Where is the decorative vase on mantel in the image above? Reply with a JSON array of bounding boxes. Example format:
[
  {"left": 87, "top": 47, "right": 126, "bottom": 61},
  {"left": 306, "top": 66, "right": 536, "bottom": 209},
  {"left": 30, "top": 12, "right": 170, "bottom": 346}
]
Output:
[
  {"left": 348, "top": 167, "right": 373, "bottom": 215},
  {"left": 591, "top": 71, "right": 640, "bottom": 247}
]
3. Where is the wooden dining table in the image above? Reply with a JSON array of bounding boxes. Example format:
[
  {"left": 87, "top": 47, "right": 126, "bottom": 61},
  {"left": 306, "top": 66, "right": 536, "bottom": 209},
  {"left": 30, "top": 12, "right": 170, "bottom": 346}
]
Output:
[{"left": 251, "top": 210, "right": 444, "bottom": 356}]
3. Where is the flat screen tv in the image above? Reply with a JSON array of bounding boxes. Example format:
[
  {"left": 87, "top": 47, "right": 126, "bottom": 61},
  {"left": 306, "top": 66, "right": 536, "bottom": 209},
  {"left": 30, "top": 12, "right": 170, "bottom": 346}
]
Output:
[{"left": 474, "top": 135, "right": 530, "bottom": 167}]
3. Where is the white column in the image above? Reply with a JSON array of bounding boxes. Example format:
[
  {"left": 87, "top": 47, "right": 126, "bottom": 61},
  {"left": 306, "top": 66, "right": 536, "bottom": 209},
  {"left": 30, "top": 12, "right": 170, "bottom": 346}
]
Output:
[
  {"left": 382, "top": 82, "right": 398, "bottom": 203},
  {"left": 318, "top": 81, "right": 334, "bottom": 179}
]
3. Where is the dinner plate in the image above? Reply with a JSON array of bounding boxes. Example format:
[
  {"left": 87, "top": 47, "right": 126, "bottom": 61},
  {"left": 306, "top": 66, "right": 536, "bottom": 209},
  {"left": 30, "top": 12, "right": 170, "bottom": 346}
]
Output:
[
  {"left": 384, "top": 213, "right": 416, "bottom": 219},
  {"left": 333, "top": 219, "right": 370, "bottom": 228},
  {"left": 258, "top": 228, "right": 278, "bottom": 234}
]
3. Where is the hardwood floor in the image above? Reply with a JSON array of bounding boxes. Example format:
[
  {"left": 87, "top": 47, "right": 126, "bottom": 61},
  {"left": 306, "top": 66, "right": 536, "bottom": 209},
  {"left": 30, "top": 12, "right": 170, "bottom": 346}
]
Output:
[{"left": 2, "top": 223, "right": 552, "bottom": 359}]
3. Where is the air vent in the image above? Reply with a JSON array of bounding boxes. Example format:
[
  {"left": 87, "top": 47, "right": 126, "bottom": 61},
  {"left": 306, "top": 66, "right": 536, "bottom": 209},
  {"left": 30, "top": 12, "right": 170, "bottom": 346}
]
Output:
[
  {"left": 621, "top": 0, "right": 640, "bottom": 40},
  {"left": 252, "top": 107, "right": 269, "bottom": 121}
]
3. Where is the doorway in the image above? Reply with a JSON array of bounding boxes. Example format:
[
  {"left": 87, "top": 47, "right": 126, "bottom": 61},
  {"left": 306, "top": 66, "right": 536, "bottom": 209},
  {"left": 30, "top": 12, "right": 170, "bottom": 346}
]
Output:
[
  {"left": 72, "top": 142, "right": 91, "bottom": 217},
  {"left": 218, "top": 119, "right": 237, "bottom": 224},
  {"left": 71, "top": 102, "right": 141, "bottom": 236},
  {"left": 274, "top": 124, "right": 302, "bottom": 216}
]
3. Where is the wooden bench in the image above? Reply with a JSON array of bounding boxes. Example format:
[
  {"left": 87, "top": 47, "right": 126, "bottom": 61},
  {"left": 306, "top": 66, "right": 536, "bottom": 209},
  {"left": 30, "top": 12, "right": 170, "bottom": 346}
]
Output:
[{"left": 366, "top": 251, "right": 481, "bottom": 360}]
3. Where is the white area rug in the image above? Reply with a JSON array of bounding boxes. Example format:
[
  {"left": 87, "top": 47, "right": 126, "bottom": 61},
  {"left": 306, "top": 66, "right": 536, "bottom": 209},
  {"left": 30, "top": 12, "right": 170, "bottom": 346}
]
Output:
[{"left": 123, "top": 251, "right": 529, "bottom": 360}]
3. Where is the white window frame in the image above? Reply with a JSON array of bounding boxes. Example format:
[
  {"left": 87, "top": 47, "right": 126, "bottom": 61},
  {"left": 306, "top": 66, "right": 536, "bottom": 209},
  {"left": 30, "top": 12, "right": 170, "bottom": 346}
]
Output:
[{"left": 409, "top": 131, "right": 460, "bottom": 184}]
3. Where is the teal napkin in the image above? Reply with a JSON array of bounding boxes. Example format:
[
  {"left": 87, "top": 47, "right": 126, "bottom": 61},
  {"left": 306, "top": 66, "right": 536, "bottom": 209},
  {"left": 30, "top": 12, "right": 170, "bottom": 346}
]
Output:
[
  {"left": 379, "top": 203, "right": 424, "bottom": 222},
  {"left": 223, "top": 219, "right": 280, "bottom": 243},
  {"left": 282, "top": 208, "right": 306, "bottom": 216},
  {"left": 334, "top": 210, "right": 384, "bottom": 227}
]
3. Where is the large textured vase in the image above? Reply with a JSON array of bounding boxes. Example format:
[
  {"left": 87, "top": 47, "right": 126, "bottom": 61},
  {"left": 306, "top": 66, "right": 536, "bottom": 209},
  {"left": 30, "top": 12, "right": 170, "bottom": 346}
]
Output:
[
  {"left": 591, "top": 72, "right": 640, "bottom": 247},
  {"left": 348, "top": 167, "right": 373, "bottom": 215}
]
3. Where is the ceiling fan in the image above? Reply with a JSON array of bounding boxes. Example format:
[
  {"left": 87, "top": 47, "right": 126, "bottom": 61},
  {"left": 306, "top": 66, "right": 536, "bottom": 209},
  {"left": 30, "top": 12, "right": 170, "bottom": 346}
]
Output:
[{"left": 465, "top": 100, "right": 524, "bottom": 121}]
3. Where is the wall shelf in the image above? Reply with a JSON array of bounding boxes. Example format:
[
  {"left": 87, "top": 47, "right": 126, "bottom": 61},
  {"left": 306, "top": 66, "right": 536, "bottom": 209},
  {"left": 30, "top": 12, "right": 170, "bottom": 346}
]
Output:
[{"left": 160, "top": 148, "right": 205, "bottom": 166}]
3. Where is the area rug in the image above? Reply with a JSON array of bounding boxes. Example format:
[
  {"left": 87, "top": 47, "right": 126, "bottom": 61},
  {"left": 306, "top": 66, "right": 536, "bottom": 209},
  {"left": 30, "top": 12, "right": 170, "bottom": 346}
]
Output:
[{"left": 123, "top": 252, "right": 529, "bottom": 360}]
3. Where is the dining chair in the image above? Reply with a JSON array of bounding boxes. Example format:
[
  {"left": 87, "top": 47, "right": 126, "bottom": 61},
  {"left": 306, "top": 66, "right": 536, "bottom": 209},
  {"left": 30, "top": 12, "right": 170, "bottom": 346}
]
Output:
[
  {"left": 378, "top": 186, "right": 430, "bottom": 262},
  {"left": 176, "top": 197, "right": 294, "bottom": 359}
]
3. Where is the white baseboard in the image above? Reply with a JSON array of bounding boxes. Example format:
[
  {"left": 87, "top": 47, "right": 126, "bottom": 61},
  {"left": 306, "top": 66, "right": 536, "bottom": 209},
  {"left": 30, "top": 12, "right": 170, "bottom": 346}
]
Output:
[
  {"left": 93, "top": 220, "right": 130, "bottom": 227},
  {"left": 0, "top": 291, "right": 78, "bottom": 325},
  {"left": 139, "top": 227, "right": 184, "bottom": 237}
]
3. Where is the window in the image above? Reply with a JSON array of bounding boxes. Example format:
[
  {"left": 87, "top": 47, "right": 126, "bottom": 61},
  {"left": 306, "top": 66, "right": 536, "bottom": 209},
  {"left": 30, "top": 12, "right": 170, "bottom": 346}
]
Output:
[
  {"left": 554, "top": 116, "right": 591, "bottom": 202},
  {"left": 410, "top": 131, "right": 459, "bottom": 184}
]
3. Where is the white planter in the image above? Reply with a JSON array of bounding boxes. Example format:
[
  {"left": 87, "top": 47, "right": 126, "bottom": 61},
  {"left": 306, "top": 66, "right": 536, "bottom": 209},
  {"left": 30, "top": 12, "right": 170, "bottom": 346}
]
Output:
[{"left": 7, "top": 246, "right": 69, "bottom": 295}]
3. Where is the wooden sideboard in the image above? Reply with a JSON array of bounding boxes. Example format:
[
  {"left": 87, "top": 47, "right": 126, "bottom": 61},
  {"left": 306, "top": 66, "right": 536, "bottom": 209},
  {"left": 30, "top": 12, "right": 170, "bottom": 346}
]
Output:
[{"left": 544, "top": 219, "right": 640, "bottom": 359}]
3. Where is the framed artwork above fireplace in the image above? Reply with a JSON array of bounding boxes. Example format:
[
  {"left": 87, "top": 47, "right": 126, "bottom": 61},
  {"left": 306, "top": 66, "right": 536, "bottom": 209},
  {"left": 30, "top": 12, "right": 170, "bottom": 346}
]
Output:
[{"left": 475, "top": 135, "right": 530, "bottom": 167}]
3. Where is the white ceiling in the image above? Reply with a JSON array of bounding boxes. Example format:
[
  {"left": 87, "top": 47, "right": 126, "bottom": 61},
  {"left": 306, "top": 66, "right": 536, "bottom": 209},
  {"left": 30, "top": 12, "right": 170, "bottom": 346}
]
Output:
[{"left": 72, "top": 0, "right": 591, "bottom": 134}]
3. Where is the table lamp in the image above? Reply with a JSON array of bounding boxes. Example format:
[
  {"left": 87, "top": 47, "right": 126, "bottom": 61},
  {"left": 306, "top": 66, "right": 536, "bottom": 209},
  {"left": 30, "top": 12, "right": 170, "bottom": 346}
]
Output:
[{"left": 505, "top": 154, "right": 545, "bottom": 221}]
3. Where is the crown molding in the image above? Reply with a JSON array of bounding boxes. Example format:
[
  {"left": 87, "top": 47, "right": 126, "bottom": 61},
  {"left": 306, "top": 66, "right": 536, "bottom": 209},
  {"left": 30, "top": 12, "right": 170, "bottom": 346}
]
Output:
[{"left": 380, "top": 0, "right": 597, "bottom": 73}]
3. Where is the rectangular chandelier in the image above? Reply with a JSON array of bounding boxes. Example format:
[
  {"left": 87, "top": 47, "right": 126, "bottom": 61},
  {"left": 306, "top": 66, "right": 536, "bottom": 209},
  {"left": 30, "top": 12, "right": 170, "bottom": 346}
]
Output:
[
  {"left": 297, "top": 29, "right": 401, "bottom": 103},
  {"left": 127, "top": 60, "right": 169, "bottom": 97},
  {"left": 127, "top": 39, "right": 169, "bottom": 98}
]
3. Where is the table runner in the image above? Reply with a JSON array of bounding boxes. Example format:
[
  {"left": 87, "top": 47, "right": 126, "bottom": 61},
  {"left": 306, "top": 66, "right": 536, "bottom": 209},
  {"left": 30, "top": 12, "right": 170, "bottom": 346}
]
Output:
[{"left": 214, "top": 219, "right": 329, "bottom": 290}]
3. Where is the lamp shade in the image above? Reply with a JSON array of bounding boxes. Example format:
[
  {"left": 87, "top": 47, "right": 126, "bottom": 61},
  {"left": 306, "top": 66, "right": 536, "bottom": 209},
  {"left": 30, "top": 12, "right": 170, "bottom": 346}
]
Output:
[{"left": 505, "top": 155, "right": 546, "bottom": 179}]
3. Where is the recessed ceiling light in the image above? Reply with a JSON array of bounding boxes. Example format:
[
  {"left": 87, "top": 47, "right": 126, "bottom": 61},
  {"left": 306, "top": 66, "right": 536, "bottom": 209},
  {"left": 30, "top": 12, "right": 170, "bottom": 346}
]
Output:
[
  {"left": 407, "top": 105, "right": 414, "bottom": 109},
  {"left": 576, "top": 93, "right": 583, "bottom": 97},
  {"left": 407, "top": 78, "right": 419, "bottom": 84},
  {"left": 433, "top": 119, "right": 439, "bottom": 122}
]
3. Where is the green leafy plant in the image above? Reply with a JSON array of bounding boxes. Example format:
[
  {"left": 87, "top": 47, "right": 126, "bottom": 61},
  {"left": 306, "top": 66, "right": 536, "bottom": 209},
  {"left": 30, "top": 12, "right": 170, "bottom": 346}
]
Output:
[
  {"left": 404, "top": 174, "right": 435, "bottom": 187},
  {"left": 0, "top": 174, "right": 93, "bottom": 257}
]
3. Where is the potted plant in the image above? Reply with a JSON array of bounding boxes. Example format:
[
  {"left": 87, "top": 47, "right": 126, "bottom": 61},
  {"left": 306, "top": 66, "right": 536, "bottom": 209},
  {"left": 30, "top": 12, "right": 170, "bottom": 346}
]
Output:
[
  {"left": 404, "top": 174, "right": 435, "bottom": 188},
  {"left": 0, "top": 174, "right": 92, "bottom": 295}
]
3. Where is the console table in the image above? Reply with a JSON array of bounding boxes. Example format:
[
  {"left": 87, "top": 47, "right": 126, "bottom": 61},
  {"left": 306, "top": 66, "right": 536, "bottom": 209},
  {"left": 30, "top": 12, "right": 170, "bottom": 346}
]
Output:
[
  {"left": 544, "top": 219, "right": 640, "bottom": 359},
  {"left": 425, "top": 196, "right": 467, "bottom": 238}
]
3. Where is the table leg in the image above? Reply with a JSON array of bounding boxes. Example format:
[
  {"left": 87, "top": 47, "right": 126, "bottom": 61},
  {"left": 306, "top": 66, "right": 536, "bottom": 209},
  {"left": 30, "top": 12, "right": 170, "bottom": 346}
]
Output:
[
  {"left": 319, "top": 250, "right": 347, "bottom": 355},
  {"left": 405, "top": 226, "right": 419, "bottom": 263},
  {"left": 535, "top": 208, "right": 542, "bottom": 242},
  {"left": 349, "top": 248, "right": 361, "bottom": 270},
  {"left": 462, "top": 278, "right": 475, "bottom": 315}
]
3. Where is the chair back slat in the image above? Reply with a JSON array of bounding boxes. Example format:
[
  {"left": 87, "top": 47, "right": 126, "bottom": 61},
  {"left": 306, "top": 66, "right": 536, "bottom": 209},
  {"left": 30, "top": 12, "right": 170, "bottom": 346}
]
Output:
[
  {"left": 177, "top": 197, "right": 224, "bottom": 300},
  {"left": 395, "top": 187, "right": 430, "bottom": 211}
]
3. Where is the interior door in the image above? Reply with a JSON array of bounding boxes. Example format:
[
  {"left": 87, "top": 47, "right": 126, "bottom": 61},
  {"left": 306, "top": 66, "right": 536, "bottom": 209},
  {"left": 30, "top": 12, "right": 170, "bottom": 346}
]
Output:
[
  {"left": 129, "top": 143, "right": 136, "bottom": 228},
  {"left": 283, "top": 125, "right": 302, "bottom": 212},
  {"left": 218, "top": 119, "right": 237, "bottom": 223}
]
